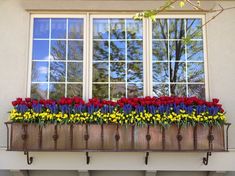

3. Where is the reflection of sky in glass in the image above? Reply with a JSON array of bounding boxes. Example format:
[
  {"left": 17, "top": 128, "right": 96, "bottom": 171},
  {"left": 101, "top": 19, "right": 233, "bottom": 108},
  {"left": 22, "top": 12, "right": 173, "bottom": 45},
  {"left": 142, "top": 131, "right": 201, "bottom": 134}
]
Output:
[
  {"left": 32, "top": 61, "right": 48, "bottom": 82},
  {"left": 126, "top": 19, "right": 143, "bottom": 39},
  {"left": 31, "top": 83, "right": 48, "bottom": 99},
  {"left": 50, "top": 62, "right": 66, "bottom": 82},
  {"left": 152, "top": 41, "right": 168, "bottom": 61},
  {"left": 110, "top": 41, "right": 125, "bottom": 61},
  {"left": 187, "top": 41, "right": 203, "bottom": 61},
  {"left": 33, "top": 18, "right": 49, "bottom": 38},
  {"left": 51, "top": 18, "right": 66, "bottom": 39},
  {"left": 110, "top": 62, "right": 125, "bottom": 82},
  {"left": 110, "top": 19, "right": 125, "bottom": 39},
  {"left": 93, "top": 41, "right": 109, "bottom": 61},
  {"left": 93, "top": 19, "right": 109, "bottom": 39},
  {"left": 33, "top": 40, "right": 49, "bottom": 60},
  {"left": 127, "top": 63, "right": 143, "bottom": 82},
  {"left": 67, "top": 62, "right": 83, "bottom": 82},
  {"left": 186, "top": 19, "right": 202, "bottom": 39},
  {"left": 169, "top": 19, "right": 185, "bottom": 39},
  {"left": 127, "top": 41, "right": 143, "bottom": 60},
  {"left": 68, "top": 19, "right": 83, "bottom": 39}
]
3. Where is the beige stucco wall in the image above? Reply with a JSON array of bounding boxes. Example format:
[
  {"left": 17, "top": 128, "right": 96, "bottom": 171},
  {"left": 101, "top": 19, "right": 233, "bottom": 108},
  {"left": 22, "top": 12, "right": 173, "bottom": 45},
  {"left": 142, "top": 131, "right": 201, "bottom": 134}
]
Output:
[{"left": 0, "top": 0, "right": 235, "bottom": 174}]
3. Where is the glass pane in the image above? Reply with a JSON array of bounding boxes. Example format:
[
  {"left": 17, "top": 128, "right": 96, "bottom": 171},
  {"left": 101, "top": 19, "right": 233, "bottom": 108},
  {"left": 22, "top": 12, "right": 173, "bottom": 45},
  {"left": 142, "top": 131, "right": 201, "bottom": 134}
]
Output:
[
  {"left": 32, "top": 61, "right": 48, "bottom": 82},
  {"left": 51, "top": 18, "right": 66, "bottom": 39},
  {"left": 33, "top": 18, "right": 49, "bottom": 38},
  {"left": 170, "top": 62, "right": 186, "bottom": 82},
  {"left": 51, "top": 40, "right": 66, "bottom": 60},
  {"left": 110, "top": 62, "right": 125, "bottom": 82},
  {"left": 32, "top": 40, "right": 49, "bottom": 60},
  {"left": 187, "top": 41, "right": 203, "bottom": 61},
  {"left": 110, "top": 41, "right": 125, "bottom": 61},
  {"left": 127, "top": 83, "right": 143, "bottom": 97},
  {"left": 31, "top": 83, "right": 48, "bottom": 99},
  {"left": 188, "top": 84, "right": 205, "bottom": 99},
  {"left": 153, "top": 62, "right": 169, "bottom": 82},
  {"left": 170, "top": 84, "right": 186, "bottom": 96},
  {"left": 126, "top": 19, "right": 143, "bottom": 39},
  {"left": 186, "top": 19, "right": 202, "bottom": 39},
  {"left": 110, "top": 84, "right": 126, "bottom": 100},
  {"left": 93, "top": 41, "right": 109, "bottom": 61},
  {"left": 92, "top": 84, "right": 108, "bottom": 99},
  {"left": 68, "top": 41, "right": 83, "bottom": 60},
  {"left": 50, "top": 62, "right": 66, "bottom": 82},
  {"left": 93, "top": 62, "right": 108, "bottom": 82},
  {"left": 152, "top": 41, "right": 168, "bottom": 61},
  {"left": 169, "top": 41, "right": 185, "bottom": 61},
  {"left": 187, "top": 62, "right": 205, "bottom": 82},
  {"left": 67, "top": 84, "right": 83, "bottom": 98},
  {"left": 127, "top": 62, "right": 143, "bottom": 82},
  {"left": 67, "top": 62, "right": 83, "bottom": 82},
  {"left": 169, "top": 19, "right": 185, "bottom": 39},
  {"left": 68, "top": 18, "right": 83, "bottom": 39},
  {"left": 153, "top": 84, "right": 169, "bottom": 97},
  {"left": 49, "top": 84, "right": 65, "bottom": 99},
  {"left": 93, "top": 19, "right": 109, "bottom": 39},
  {"left": 110, "top": 19, "right": 125, "bottom": 39},
  {"left": 152, "top": 19, "right": 168, "bottom": 39},
  {"left": 127, "top": 41, "right": 143, "bottom": 60}
]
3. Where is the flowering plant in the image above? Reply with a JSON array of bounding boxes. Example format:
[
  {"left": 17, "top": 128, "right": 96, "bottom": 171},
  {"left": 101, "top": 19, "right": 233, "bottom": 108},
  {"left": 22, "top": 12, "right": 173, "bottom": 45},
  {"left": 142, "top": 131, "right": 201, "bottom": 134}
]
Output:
[{"left": 9, "top": 96, "right": 226, "bottom": 127}]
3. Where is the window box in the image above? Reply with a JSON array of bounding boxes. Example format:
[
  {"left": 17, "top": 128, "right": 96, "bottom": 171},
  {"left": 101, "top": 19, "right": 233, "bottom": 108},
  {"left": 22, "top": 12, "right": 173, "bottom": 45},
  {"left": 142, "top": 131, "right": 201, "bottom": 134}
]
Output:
[{"left": 6, "top": 122, "right": 226, "bottom": 152}]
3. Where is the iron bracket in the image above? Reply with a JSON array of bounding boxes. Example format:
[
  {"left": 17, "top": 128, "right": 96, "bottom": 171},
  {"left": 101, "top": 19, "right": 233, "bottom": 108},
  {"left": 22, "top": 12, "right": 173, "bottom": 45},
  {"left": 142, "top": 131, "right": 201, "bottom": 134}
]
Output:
[
  {"left": 86, "top": 152, "right": 90, "bottom": 165},
  {"left": 24, "top": 151, "right": 33, "bottom": 165},
  {"left": 145, "top": 152, "right": 149, "bottom": 165},
  {"left": 203, "top": 152, "right": 211, "bottom": 165}
]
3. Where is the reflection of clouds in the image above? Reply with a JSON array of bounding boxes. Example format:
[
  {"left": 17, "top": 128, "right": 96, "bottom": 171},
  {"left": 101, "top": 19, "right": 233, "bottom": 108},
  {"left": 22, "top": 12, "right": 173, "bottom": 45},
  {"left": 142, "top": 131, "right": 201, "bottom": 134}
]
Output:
[
  {"left": 42, "top": 56, "right": 50, "bottom": 60},
  {"left": 38, "top": 66, "right": 48, "bottom": 74}
]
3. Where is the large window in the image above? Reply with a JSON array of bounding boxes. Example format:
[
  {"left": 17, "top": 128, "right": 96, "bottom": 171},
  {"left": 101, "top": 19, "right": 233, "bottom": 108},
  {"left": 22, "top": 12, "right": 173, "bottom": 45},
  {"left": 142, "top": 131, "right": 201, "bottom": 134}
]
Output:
[{"left": 29, "top": 14, "right": 207, "bottom": 100}]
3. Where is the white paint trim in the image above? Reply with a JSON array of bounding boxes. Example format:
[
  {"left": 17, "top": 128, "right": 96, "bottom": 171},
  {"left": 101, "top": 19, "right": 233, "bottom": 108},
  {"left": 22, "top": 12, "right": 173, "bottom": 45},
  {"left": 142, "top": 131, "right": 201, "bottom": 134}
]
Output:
[{"left": 1, "top": 149, "right": 235, "bottom": 171}]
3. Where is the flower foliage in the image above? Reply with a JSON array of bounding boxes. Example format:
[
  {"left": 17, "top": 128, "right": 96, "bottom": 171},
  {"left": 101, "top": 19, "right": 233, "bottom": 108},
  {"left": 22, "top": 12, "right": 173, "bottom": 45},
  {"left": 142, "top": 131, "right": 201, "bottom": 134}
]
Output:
[{"left": 9, "top": 96, "right": 226, "bottom": 127}]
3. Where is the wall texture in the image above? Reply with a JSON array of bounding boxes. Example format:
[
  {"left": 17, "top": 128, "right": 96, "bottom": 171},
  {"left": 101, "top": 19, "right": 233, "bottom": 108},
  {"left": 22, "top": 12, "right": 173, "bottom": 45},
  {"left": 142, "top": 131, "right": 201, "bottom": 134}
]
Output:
[{"left": 0, "top": 0, "right": 235, "bottom": 175}]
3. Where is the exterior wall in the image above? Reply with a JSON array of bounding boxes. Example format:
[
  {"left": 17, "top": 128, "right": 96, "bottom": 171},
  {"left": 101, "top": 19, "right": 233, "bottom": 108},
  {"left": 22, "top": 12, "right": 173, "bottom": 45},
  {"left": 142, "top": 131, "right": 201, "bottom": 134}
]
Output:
[{"left": 0, "top": 0, "right": 235, "bottom": 175}]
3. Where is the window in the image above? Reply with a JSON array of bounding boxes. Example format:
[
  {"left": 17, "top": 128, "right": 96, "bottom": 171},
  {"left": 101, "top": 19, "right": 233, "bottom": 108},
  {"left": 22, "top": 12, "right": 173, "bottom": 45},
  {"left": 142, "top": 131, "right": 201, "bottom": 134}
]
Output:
[
  {"left": 29, "top": 14, "right": 207, "bottom": 101},
  {"left": 151, "top": 18, "right": 205, "bottom": 99},
  {"left": 31, "top": 17, "right": 85, "bottom": 99}
]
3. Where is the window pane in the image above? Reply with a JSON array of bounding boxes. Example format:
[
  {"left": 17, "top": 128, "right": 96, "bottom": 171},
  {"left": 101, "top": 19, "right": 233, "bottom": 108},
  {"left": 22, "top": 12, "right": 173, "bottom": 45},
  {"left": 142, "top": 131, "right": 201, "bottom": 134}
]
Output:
[
  {"left": 93, "top": 62, "right": 108, "bottom": 82},
  {"left": 51, "top": 40, "right": 66, "bottom": 60},
  {"left": 67, "top": 84, "right": 83, "bottom": 98},
  {"left": 32, "top": 61, "right": 48, "bottom": 82},
  {"left": 51, "top": 18, "right": 66, "bottom": 39},
  {"left": 187, "top": 41, "right": 203, "bottom": 61},
  {"left": 127, "top": 83, "right": 143, "bottom": 97},
  {"left": 169, "top": 19, "right": 185, "bottom": 39},
  {"left": 153, "top": 62, "right": 169, "bottom": 82},
  {"left": 186, "top": 19, "right": 202, "bottom": 39},
  {"left": 169, "top": 41, "right": 185, "bottom": 61},
  {"left": 153, "top": 84, "right": 169, "bottom": 97},
  {"left": 49, "top": 84, "right": 65, "bottom": 99},
  {"left": 152, "top": 41, "right": 168, "bottom": 61},
  {"left": 126, "top": 19, "right": 143, "bottom": 39},
  {"left": 31, "top": 83, "right": 48, "bottom": 99},
  {"left": 110, "top": 62, "right": 125, "bottom": 82},
  {"left": 110, "top": 19, "right": 125, "bottom": 39},
  {"left": 50, "top": 62, "right": 66, "bottom": 82},
  {"left": 67, "top": 62, "right": 83, "bottom": 82},
  {"left": 93, "top": 41, "right": 109, "bottom": 61},
  {"left": 93, "top": 84, "right": 108, "bottom": 99},
  {"left": 152, "top": 19, "right": 168, "bottom": 39},
  {"left": 127, "top": 62, "right": 143, "bottom": 82},
  {"left": 93, "top": 19, "right": 109, "bottom": 39},
  {"left": 170, "top": 84, "right": 186, "bottom": 96},
  {"left": 68, "top": 19, "right": 83, "bottom": 39},
  {"left": 170, "top": 62, "right": 186, "bottom": 82},
  {"left": 68, "top": 41, "right": 83, "bottom": 60},
  {"left": 33, "top": 18, "right": 49, "bottom": 38},
  {"left": 110, "top": 41, "right": 125, "bottom": 61},
  {"left": 33, "top": 40, "right": 49, "bottom": 60},
  {"left": 110, "top": 84, "right": 126, "bottom": 100},
  {"left": 127, "top": 41, "right": 143, "bottom": 61},
  {"left": 187, "top": 62, "right": 205, "bottom": 82},
  {"left": 188, "top": 84, "right": 205, "bottom": 99}
]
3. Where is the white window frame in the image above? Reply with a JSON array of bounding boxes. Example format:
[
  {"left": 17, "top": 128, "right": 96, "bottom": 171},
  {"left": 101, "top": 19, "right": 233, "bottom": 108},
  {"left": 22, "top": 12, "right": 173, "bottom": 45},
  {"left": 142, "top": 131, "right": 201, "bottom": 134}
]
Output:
[{"left": 27, "top": 13, "right": 209, "bottom": 101}]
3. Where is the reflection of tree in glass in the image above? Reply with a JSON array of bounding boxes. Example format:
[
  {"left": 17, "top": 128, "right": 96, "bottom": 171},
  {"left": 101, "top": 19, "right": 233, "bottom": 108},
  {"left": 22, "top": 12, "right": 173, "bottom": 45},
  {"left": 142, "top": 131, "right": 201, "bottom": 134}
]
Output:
[
  {"left": 92, "top": 84, "right": 108, "bottom": 99},
  {"left": 110, "top": 19, "right": 125, "bottom": 39},
  {"left": 31, "top": 84, "right": 47, "bottom": 99},
  {"left": 51, "top": 40, "right": 66, "bottom": 60}
]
